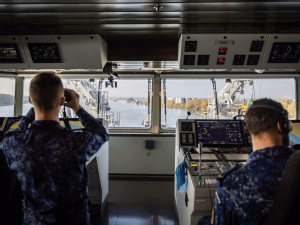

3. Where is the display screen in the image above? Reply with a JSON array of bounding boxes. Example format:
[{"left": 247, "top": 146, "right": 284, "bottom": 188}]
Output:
[
  {"left": 0, "top": 44, "right": 22, "bottom": 63},
  {"left": 289, "top": 120, "right": 300, "bottom": 145},
  {"left": 218, "top": 47, "right": 227, "bottom": 55},
  {"left": 180, "top": 133, "right": 195, "bottom": 146},
  {"left": 59, "top": 120, "right": 84, "bottom": 130},
  {"left": 233, "top": 55, "right": 246, "bottom": 65},
  {"left": 247, "top": 55, "right": 260, "bottom": 65},
  {"left": 217, "top": 58, "right": 225, "bottom": 65},
  {"left": 268, "top": 42, "right": 300, "bottom": 63},
  {"left": 183, "top": 55, "right": 195, "bottom": 65},
  {"left": 197, "top": 55, "right": 209, "bottom": 65},
  {"left": 28, "top": 43, "right": 61, "bottom": 63},
  {"left": 3, "top": 118, "right": 21, "bottom": 133},
  {"left": 250, "top": 41, "right": 264, "bottom": 52},
  {"left": 181, "top": 122, "right": 193, "bottom": 131},
  {"left": 195, "top": 120, "right": 244, "bottom": 146},
  {"left": 185, "top": 41, "right": 197, "bottom": 52}
]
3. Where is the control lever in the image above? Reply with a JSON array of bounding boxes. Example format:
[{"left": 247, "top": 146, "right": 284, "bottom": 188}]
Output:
[{"left": 198, "top": 142, "right": 203, "bottom": 183}]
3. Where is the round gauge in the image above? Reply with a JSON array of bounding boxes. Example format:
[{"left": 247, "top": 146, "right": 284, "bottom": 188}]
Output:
[
  {"left": 200, "top": 128, "right": 208, "bottom": 134},
  {"left": 182, "top": 122, "right": 192, "bottom": 131},
  {"left": 185, "top": 41, "right": 197, "bottom": 52},
  {"left": 283, "top": 45, "right": 292, "bottom": 55}
]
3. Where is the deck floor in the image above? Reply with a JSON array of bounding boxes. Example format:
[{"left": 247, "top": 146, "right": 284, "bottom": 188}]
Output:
[{"left": 96, "top": 180, "right": 178, "bottom": 225}]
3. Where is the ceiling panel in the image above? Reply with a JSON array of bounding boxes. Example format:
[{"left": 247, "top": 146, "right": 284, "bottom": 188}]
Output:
[
  {"left": 0, "top": 3, "right": 300, "bottom": 13},
  {"left": 0, "top": 1, "right": 299, "bottom": 61}
]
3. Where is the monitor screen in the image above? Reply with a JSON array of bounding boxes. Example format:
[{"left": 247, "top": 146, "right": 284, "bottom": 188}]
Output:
[
  {"left": 0, "top": 44, "right": 22, "bottom": 63},
  {"left": 289, "top": 120, "right": 300, "bottom": 145},
  {"left": 268, "top": 42, "right": 300, "bottom": 63},
  {"left": 3, "top": 118, "right": 21, "bottom": 133},
  {"left": 27, "top": 43, "right": 61, "bottom": 63},
  {"left": 195, "top": 120, "right": 244, "bottom": 146}
]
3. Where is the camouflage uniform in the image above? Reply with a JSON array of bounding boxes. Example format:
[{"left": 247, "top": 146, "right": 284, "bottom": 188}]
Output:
[
  {"left": 198, "top": 146, "right": 293, "bottom": 225},
  {"left": 2, "top": 107, "right": 109, "bottom": 225}
]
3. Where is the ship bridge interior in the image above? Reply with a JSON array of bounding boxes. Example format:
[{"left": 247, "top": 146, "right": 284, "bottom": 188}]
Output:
[{"left": 1, "top": 1, "right": 300, "bottom": 225}]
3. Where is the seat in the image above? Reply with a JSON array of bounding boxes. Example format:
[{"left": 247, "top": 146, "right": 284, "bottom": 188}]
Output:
[{"left": 262, "top": 150, "right": 300, "bottom": 225}]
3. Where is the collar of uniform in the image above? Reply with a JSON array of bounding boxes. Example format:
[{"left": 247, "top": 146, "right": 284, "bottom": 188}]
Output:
[
  {"left": 246, "top": 145, "right": 293, "bottom": 164},
  {"left": 32, "top": 120, "right": 60, "bottom": 127}
]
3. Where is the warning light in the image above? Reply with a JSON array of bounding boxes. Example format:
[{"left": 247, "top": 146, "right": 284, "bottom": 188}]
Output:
[
  {"left": 218, "top": 47, "right": 227, "bottom": 55},
  {"left": 217, "top": 58, "right": 225, "bottom": 65}
]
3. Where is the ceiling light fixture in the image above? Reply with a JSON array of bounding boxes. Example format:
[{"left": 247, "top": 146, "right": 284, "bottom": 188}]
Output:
[{"left": 154, "top": 4, "right": 163, "bottom": 12}]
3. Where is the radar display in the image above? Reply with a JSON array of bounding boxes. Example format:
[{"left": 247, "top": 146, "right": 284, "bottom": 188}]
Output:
[
  {"left": 195, "top": 120, "right": 244, "bottom": 146},
  {"left": 268, "top": 42, "right": 300, "bottom": 63}
]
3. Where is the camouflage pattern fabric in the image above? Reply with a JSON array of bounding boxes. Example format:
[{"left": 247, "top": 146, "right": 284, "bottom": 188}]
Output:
[
  {"left": 2, "top": 107, "right": 109, "bottom": 225},
  {"left": 199, "top": 146, "right": 293, "bottom": 225}
]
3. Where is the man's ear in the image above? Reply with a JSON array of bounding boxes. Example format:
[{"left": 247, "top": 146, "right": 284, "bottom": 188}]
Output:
[
  {"left": 60, "top": 97, "right": 65, "bottom": 106},
  {"left": 277, "top": 121, "right": 282, "bottom": 134},
  {"left": 29, "top": 96, "right": 32, "bottom": 104}
]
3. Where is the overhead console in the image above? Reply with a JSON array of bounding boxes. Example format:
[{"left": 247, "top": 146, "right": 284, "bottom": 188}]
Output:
[
  {"left": 178, "top": 34, "right": 267, "bottom": 70},
  {"left": 0, "top": 34, "right": 107, "bottom": 70},
  {"left": 179, "top": 34, "right": 300, "bottom": 70}
]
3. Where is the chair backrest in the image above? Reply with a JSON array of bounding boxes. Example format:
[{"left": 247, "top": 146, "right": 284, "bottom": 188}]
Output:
[{"left": 263, "top": 150, "right": 300, "bottom": 225}]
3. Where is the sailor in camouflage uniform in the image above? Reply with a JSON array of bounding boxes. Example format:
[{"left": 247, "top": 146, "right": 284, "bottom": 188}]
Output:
[
  {"left": 198, "top": 99, "right": 294, "bottom": 225},
  {"left": 2, "top": 73, "right": 109, "bottom": 225}
]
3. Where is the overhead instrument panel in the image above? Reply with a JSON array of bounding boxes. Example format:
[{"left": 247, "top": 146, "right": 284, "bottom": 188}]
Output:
[
  {"left": 178, "top": 34, "right": 268, "bottom": 70},
  {"left": 195, "top": 120, "right": 244, "bottom": 146},
  {"left": 268, "top": 42, "right": 300, "bottom": 64},
  {"left": 261, "top": 34, "right": 300, "bottom": 70},
  {"left": 21, "top": 34, "right": 107, "bottom": 70},
  {"left": 28, "top": 43, "right": 61, "bottom": 63}
]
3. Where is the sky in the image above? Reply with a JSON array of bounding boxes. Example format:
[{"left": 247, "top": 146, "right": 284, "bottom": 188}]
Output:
[{"left": 0, "top": 78, "right": 296, "bottom": 100}]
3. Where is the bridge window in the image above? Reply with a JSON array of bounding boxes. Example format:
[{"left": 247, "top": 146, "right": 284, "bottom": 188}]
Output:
[
  {"left": 23, "top": 78, "right": 152, "bottom": 129},
  {"left": 0, "top": 77, "right": 15, "bottom": 117},
  {"left": 161, "top": 78, "right": 296, "bottom": 129}
]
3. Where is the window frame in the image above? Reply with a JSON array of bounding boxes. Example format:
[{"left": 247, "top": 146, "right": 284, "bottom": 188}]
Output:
[
  {"left": 1, "top": 74, "right": 299, "bottom": 134},
  {"left": 159, "top": 75, "right": 298, "bottom": 133}
]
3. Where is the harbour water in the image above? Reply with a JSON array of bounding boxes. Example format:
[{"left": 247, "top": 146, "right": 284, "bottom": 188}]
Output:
[{"left": 1, "top": 102, "right": 199, "bottom": 128}]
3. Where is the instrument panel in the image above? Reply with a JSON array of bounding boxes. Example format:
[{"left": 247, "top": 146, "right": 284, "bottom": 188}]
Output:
[{"left": 179, "top": 34, "right": 300, "bottom": 70}]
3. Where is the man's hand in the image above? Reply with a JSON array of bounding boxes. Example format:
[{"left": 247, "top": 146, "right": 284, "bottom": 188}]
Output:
[{"left": 64, "top": 89, "right": 82, "bottom": 113}]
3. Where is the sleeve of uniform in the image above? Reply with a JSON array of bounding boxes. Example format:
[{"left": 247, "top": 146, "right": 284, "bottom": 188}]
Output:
[
  {"left": 16, "top": 107, "right": 35, "bottom": 130},
  {"left": 76, "top": 108, "right": 109, "bottom": 160},
  {"left": 213, "top": 187, "right": 240, "bottom": 225}
]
